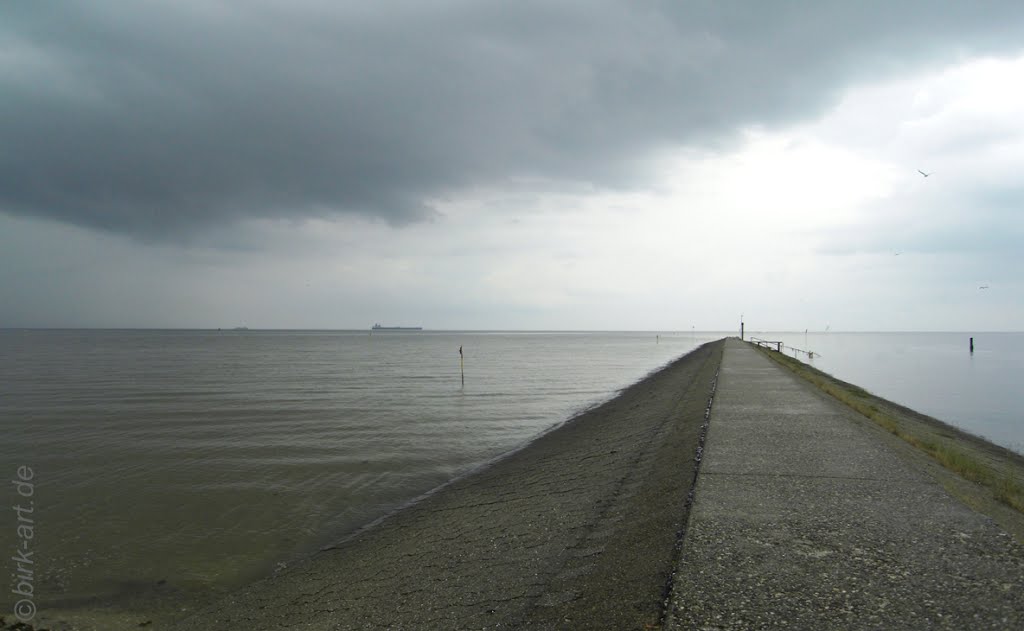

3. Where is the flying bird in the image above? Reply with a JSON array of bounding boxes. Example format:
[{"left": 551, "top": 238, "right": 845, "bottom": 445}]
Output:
[{"left": 918, "top": 169, "right": 932, "bottom": 177}]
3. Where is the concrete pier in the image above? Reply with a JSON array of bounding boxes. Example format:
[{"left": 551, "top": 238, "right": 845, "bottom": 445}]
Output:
[
  {"left": 168, "top": 338, "right": 1024, "bottom": 631},
  {"left": 667, "top": 339, "right": 1024, "bottom": 629}
]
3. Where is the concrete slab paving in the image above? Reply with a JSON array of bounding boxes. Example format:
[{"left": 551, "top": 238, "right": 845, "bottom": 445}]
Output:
[
  {"left": 667, "top": 339, "right": 1024, "bottom": 630},
  {"left": 702, "top": 413, "right": 913, "bottom": 481}
]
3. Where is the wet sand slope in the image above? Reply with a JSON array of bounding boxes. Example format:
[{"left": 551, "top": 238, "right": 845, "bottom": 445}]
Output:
[{"left": 178, "top": 340, "right": 724, "bottom": 630}]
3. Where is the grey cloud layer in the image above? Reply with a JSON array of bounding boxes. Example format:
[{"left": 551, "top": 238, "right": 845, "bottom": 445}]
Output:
[{"left": 3, "top": 1, "right": 1024, "bottom": 239}]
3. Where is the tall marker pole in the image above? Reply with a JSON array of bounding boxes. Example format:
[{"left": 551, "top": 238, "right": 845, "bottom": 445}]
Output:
[{"left": 459, "top": 345, "right": 464, "bottom": 386}]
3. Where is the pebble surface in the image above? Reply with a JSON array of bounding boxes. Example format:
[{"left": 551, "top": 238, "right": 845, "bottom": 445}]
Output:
[{"left": 666, "top": 339, "right": 1024, "bottom": 630}]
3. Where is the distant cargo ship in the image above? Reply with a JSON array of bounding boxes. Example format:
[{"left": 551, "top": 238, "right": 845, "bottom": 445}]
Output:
[{"left": 371, "top": 324, "right": 423, "bottom": 331}]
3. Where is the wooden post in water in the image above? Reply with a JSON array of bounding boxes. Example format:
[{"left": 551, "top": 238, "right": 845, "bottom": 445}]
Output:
[
  {"left": 459, "top": 345, "right": 464, "bottom": 385},
  {"left": 970, "top": 337, "right": 974, "bottom": 353}
]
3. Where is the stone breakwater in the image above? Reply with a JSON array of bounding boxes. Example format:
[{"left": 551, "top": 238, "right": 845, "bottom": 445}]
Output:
[{"left": 42, "top": 335, "right": 1015, "bottom": 631}]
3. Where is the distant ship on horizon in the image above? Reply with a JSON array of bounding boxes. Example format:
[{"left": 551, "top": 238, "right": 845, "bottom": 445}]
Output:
[{"left": 372, "top": 323, "right": 423, "bottom": 331}]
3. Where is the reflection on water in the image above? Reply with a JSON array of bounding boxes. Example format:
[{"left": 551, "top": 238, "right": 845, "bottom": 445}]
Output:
[{"left": 0, "top": 329, "right": 712, "bottom": 616}]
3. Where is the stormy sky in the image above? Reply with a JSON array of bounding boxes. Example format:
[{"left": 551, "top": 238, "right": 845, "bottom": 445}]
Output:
[{"left": 2, "top": 1, "right": 1022, "bottom": 330}]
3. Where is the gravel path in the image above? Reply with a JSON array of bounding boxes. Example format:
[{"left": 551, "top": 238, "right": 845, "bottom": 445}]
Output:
[{"left": 666, "top": 339, "right": 1024, "bottom": 630}]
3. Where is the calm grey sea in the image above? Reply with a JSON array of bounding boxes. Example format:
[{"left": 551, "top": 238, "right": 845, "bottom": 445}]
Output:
[
  {"left": 0, "top": 329, "right": 708, "bottom": 615},
  {"left": 2, "top": 329, "right": 1021, "bottom": 622}
]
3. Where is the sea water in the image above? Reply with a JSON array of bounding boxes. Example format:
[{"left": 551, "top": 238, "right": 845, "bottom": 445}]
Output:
[
  {"left": 2, "top": 329, "right": 1021, "bottom": 621},
  {"left": 0, "top": 329, "right": 707, "bottom": 614}
]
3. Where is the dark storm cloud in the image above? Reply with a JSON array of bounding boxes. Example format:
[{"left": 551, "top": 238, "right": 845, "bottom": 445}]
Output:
[{"left": 2, "top": 1, "right": 1024, "bottom": 240}]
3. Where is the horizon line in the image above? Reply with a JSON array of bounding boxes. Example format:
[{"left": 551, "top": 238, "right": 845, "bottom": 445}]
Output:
[{"left": 2, "top": 327, "right": 1022, "bottom": 334}]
